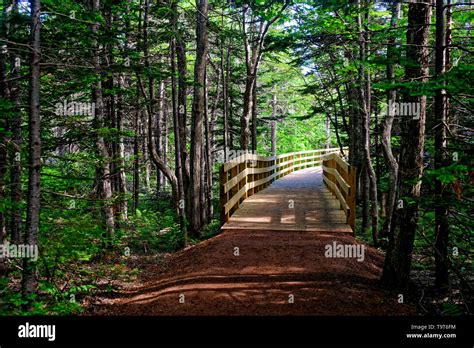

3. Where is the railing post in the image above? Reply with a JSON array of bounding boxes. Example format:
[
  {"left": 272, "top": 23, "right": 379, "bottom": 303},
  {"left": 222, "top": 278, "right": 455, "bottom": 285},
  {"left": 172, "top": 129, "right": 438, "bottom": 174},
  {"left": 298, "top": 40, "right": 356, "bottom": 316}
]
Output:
[
  {"left": 347, "top": 165, "right": 357, "bottom": 233},
  {"left": 259, "top": 158, "right": 263, "bottom": 191},
  {"left": 220, "top": 165, "right": 229, "bottom": 225},
  {"left": 249, "top": 156, "right": 255, "bottom": 197},
  {"left": 230, "top": 164, "right": 238, "bottom": 214},
  {"left": 271, "top": 157, "right": 275, "bottom": 184},
  {"left": 265, "top": 159, "right": 270, "bottom": 188},
  {"left": 326, "top": 153, "right": 334, "bottom": 197},
  {"left": 240, "top": 160, "right": 247, "bottom": 202},
  {"left": 276, "top": 157, "right": 280, "bottom": 180}
]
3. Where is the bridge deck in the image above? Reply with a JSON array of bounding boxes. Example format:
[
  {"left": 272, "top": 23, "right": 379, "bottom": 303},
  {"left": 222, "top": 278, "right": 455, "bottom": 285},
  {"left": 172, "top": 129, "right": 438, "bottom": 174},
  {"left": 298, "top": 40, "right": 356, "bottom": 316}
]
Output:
[{"left": 222, "top": 167, "right": 353, "bottom": 233}]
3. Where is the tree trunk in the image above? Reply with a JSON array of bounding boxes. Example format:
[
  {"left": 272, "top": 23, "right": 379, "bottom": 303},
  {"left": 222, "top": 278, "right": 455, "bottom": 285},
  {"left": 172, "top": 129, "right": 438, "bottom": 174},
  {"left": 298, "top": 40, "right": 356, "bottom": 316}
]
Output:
[
  {"left": 162, "top": 90, "right": 169, "bottom": 190},
  {"left": 221, "top": 12, "right": 230, "bottom": 159},
  {"left": 133, "top": 92, "right": 140, "bottom": 213},
  {"left": 361, "top": 169, "right": 369, "bottom": 232},
  {"left": 142, "top": 116, "right": 150, "bottom": 191},
  {"left": 116, "top": 74, "right": 128, "bottom": 221},
  {"left": 434, "top": 0, "right": 449, "bottom": 288},
  {"left": 136, "top": 74, "right": 180, "bottom": 208},
  {"left": 0, "top": 1, "right": 9, "bottom": 246},
  {"left": 382, "top": 0, "right": 431, "bottom": 289},
  {"left": 381, "top": 0, "right": 400, "bottom": 238},
  {"left": 91, "top": 0, "right": 115, "bottom": 244},
  {"left": 171, "top": 0, "right": 190, "bottom": 218},
  {"left": 239, "top": 6, "right": 259, "bottom": 152},
  {"left": 357, "top": 0, "right": 378, "bottom": 245},
  {"left": 271, "top": 94, "right": 277, "bottom": 156},
  {"left": 156, "top": 78, "right": 165, "bottom": 193},
  {"left": 241, "top": 69, "right": 256, "bottom": 151},
  {"left": 205, "top": 70, "right": 214, "bottom": 222},
  {"left": 189, "top": 0, "right": 209, "bottom": 235},
  {"left": 238, "top": 3, "right": 288, "bottom": 150},
  {"left": 9, "top": 1, "right": 22, "bottom": 242},
  {"left": 22, "top": 0, "right": 41, "bottom": 306},
  {"left": 170, "top": 36, "right": 187, "bottom": 236},
  {"left": 251, "top": 75, "right": 258, "bottom": 152},
  {"left": 10, "top": 47, "right": 22, "bottom": 245},
  {"left": 325, "top": 115, "right": 331, "bottom": 149},
  {"left": 224, "top": 49, "right": 231, "bottom": 157}
]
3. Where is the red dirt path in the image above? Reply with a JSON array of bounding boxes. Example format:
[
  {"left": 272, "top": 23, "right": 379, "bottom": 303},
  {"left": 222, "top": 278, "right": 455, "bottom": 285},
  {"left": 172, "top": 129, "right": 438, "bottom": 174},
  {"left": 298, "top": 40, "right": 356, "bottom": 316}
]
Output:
[{"left": 91, "top": 229, "right": 415, "bottom": 315}]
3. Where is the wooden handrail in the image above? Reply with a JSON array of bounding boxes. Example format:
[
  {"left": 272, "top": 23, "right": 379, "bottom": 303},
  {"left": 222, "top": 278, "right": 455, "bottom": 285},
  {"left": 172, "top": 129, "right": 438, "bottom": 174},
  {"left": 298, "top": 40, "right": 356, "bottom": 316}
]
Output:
[
  {"left": 219, "top": 147, "right": 346, "bottom": 225},
  {"left": 321, "top": 153, "right": 356, "bottom": 232}
]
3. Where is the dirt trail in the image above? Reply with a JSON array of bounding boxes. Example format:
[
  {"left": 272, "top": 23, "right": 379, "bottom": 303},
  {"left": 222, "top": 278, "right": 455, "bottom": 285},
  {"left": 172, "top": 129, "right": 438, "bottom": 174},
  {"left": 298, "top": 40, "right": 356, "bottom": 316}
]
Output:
[
  {"left": 91, "top": 229, "right": 414, "bottom": 315},
  {"left": 91, "top": 168, "right": 414, "bottom": 315}
]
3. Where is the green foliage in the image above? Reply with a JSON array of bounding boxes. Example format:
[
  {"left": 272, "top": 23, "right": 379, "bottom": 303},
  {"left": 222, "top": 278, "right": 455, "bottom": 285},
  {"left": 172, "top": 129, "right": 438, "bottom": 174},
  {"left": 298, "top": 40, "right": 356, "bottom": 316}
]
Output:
[
  {"left": 442, "top": 303, "right": 464, "bottom": 316},
  {"left": 128, "top": 207, "right": 184, "bottom": 252},
  {"left": 425, "top": 164, "right": 469, "bottom": 185}
]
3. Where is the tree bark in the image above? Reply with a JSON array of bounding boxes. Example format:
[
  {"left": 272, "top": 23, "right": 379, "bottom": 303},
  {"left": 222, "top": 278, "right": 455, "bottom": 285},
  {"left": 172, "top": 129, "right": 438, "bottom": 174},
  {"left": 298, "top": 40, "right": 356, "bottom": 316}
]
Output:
[
  {"left": 133, "top": 90, "right": 140, "bottom": 213},
  {"left": 0, "top": 1, "right": 10, "bottom": 246},
  {"left": 171, "top": 0, "right": 190, "bottom": 218},
  {"left": 381, "top": 0, "right": 400, "bottom": 238},
  {"left": 271, "top": 94, "right": 277, "bottom": 156},
  {"left": 238, "top": 2, "right": 288, "bottom": 150},
  {"left": 251, "top": 75, "right": 258, "bottom": 152},
  {"left": 357, "top": 0, "right": 378, "bottom": 244},
  {"left": 156, "top": 78, "right": 165, "bottom": 193},
  {"left": 91, "top": 0, "right": 115, "bottom": 244},
  {"left": 170, "top": 36, "right": 187, "bottom": 236},
  {"left": 10, "top": 29, "right": 22, "bottom": 245},
  {"left": 205, "top": 69, "right": 213, "bottom": 222},
  {"left": 22, "top": 0, "right": 41, "bottom": 306},
  {"left": 116, "top": 74, "right": 128, "bottom": 222},
  {"left": 382, "top": 0, "right": 431, "bottom": 289},
  {"left": 434, "top": 0, "right": 449, "bottom": 288},
  {"left": 221, "top": 11, "right": 230, "bottom": 159},
  {"left": 136, "top": 74, "right": 180, "bottom": 207},
  {"left": 224, "top": 48, "right": 231, "bottom": 158},
  {"left": 189, "top": 0, "right": 209, "bottom": 235}
]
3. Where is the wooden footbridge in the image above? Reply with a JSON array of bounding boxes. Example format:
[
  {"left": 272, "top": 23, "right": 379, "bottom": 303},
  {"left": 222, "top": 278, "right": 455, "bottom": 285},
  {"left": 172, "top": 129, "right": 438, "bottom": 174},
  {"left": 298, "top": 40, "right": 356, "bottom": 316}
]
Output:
[{"left": 219, "top": 148, "right": 357, "bottom": 234}]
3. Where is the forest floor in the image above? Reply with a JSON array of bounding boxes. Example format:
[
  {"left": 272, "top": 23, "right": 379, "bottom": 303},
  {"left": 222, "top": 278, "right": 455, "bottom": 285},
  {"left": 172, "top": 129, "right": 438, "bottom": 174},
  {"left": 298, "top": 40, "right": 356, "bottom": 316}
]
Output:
[{"left": 89, "top": 229, "right": 415, "bottom": 315}]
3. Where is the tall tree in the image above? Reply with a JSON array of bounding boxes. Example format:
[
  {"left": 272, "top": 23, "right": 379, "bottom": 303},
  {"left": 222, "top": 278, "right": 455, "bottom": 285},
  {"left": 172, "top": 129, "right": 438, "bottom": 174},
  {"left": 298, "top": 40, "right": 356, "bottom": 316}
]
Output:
[
  {"left": 0, "top": 0, "right": 10, "bottom": 246},
  {"left": 382, "top": 0, "right": 432, "bottom": 289},
  {"left": 189, "top": 0, "right": 209, "bottom": 234},
  {"left": 91, "top": 0, "right": 115, "bottom": 243},
  {"left": 170, "top": 33, "right": 187, "bottom": 237},
  {"left": 380, "top": 0, "right": 400, "bottom": 238},
  {"left": 357, "top": 0, "right": 378, "bottom": 245},
  {"left": 434, "top": 0, "right": 450, "bottom": 287},
  {"left": 238, "top": 1, "right": 289, "bottom": 151},
  {"left": 22, "top": 0, "right": 41, "bottom": 306},
  {"left": 171, "top": 0, "right": 190, "bottom": 219}
]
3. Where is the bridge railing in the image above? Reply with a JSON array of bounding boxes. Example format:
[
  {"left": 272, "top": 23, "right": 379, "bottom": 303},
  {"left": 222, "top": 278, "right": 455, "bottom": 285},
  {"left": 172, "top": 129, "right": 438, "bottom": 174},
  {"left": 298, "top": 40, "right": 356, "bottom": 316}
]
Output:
[
  {"left": 219, "top": 147, "right": 345, "bottom": 225},
  {"left": 321, "top": 153, "right": 356, "bottom": 232}
]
